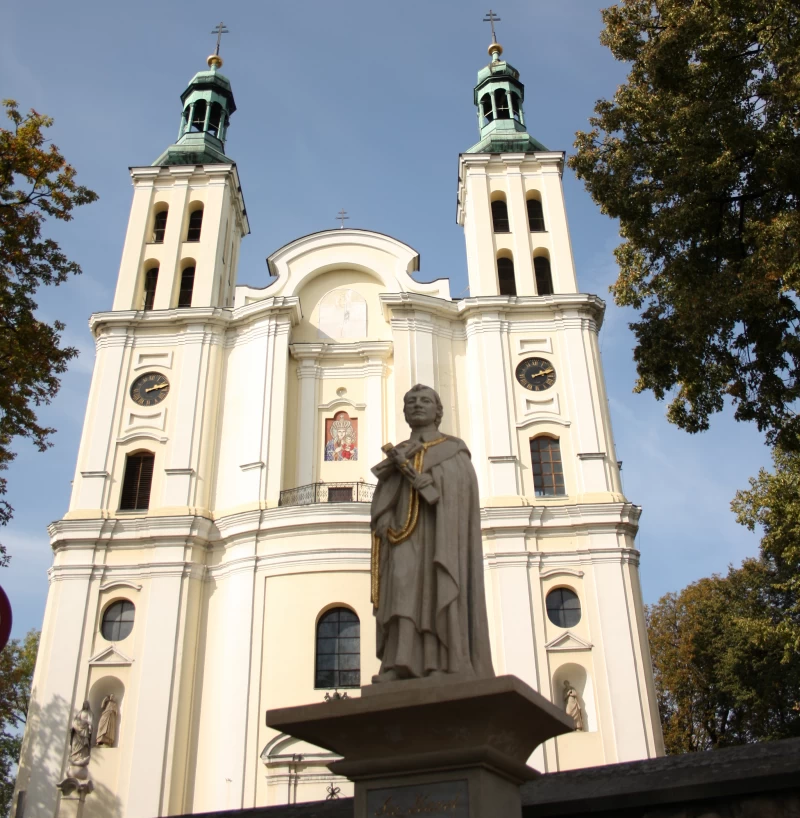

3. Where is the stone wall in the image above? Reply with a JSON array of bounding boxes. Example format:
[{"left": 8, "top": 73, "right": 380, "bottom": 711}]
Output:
[{"left": 175, "top": 737, "right": 800, "bottom": 818}]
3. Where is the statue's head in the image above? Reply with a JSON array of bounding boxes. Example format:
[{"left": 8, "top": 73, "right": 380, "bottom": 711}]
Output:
[
  {"left": 403, "top": 384, "right": 443, "bottom": 429},
  {"left": 82, "top": 699, "right": 90, "bottom": 710}
]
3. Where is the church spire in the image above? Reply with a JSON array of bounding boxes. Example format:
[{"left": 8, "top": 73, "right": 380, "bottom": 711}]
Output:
[
  {"left": 465, "top": 15, "right": 547, "bottom": 154},
  {"left": 152, "top": 25, "right": 237, "bottom": 166}
]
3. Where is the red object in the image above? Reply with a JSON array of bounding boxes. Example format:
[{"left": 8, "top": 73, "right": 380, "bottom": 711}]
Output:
[{"left": 0, "top": 585, "right": 12, "bottom": 652}]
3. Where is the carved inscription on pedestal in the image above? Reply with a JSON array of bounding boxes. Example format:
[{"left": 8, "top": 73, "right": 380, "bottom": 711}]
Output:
[{"left": 366, "top": 779, "right": 468, "bottom": 817}]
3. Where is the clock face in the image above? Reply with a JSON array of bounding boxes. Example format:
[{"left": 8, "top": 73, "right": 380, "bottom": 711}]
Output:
[
  {"left": 130, "top": 372, "right": 170, "bottom": 407},
  {"left": 515, "top": 357, "right": 557, "bottom": 392}
]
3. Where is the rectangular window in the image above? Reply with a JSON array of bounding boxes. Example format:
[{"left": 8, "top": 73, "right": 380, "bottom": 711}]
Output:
[
  {"left": 119, "top": 453, "right": 155, "bottom": 510},
  {"left": 530, "top": 437, "right": 565, "bottom": 496}
]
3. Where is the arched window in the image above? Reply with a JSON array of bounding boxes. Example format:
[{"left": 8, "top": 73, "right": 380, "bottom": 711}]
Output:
[
  {"left": 534, "top": 256, "right": 554, "bottom": 295},
  {"left": 315, "top": 607, "right": 360, "bottom": 689},
  {"left": 546, "top": 588, "right": 582, "bottom": 628},
  {"left": 494, "top": 89, "right": 510, "bottom": 119},
  {"left": 530, "top": 436, "right": 565, "bottom": 496},
  {"left": 480, "top": 93, "right": 494, "bottom": 125},
  {"left": 152, "top": 209, "right": 168, "bottom": 243},
  {"left": 119, "top": 451, "right": 155, "bottom": 511},
  {"left": 510, "top": 93, "right": 522, "bottom": 122},
  {"left": 191, "top": 100, "right": 206, "bottom": 132},
  {"left": 143, "top": 267, "right": 159, "bottom": 310},
  {"left": 187, "top": 208, "right": 203, "bottom": 242},
  {"left": 101, "top": 600, "right": 135, "bottom": 641},
  {"left": 208, "top": 102, "right": 223, "bottom": 138},
  {"left": 178, "top": 266, "right": 195, "bottom": 308},
  {"left": 527, "top": 197, "right": 546, "bottom": 232},
  {"left": 491, "top": 199, "right": 510, "bottom": 233},
  {"left": 497, "top": 257, "right": 517, "bottom": 296}
]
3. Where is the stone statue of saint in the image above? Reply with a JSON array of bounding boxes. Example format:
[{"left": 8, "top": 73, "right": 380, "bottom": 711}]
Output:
[
  {"left": 370, "top": 384, "right": 494, "bottom": 682},
  {"left": 96, "top": 694, "right": 119, "bottom": 747},
  {"left": 68, "top": 700, "right": 93, "bottom": 768},
  {"left": 563, "top": 680, "right": 584, "bottom": 731}
]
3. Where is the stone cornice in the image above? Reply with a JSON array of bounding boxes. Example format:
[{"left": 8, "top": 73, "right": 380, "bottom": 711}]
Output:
[
  {"left": 89, "top": 296, "right": 301, "bottom": 339},
  {"left": 130, "top": 162, "right": 250, "bottom": 235},
  {"left": 379, "top": 292, "right": 606, "bottom": 329}
]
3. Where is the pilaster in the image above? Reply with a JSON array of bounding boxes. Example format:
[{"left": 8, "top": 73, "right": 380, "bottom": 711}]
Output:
[{"left": 291, "top": 345, "right": 325, "bottom": 486}]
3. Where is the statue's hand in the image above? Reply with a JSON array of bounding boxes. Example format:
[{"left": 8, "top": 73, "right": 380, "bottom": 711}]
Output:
[{"left": 412, "top": 473, "right": 434, "bottom": 492}]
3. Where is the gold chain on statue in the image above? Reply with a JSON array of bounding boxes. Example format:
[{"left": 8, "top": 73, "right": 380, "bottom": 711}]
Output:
[{"left": 371, "top": 437, "right": 446, "bottom": 608}]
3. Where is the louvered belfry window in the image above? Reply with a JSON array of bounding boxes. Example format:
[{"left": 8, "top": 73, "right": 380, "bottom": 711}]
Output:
[{"left": 119, "top": 452, "right": 155, "bottom": 511}]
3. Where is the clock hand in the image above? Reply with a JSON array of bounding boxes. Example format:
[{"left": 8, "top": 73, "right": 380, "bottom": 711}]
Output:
[
  {"left": 537, "top": 368, "right": 554, "bottom": 376},
  {"left": 145, "top": 383, "right": 168, "bottom": 392}
]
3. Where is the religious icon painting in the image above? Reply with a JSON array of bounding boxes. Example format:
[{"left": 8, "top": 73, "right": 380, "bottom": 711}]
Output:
[{"left": 325, "top": 412, "right": 358, "bottom": 461}]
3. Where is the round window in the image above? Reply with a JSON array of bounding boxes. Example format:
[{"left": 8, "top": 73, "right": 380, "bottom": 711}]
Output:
[
  {"left": 101, "top": 600, "right": 135, "bottom": 642},
  {"left": 546, "top": 588, "right": 581, "bottom": 628}
]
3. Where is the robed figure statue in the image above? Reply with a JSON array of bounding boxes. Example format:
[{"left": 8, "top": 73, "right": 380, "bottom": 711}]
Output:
[{"left": 370, "top": 384, "right": 494, "bottom": 682}]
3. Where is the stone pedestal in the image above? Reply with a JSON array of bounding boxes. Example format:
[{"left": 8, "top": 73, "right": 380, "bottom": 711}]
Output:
[{"left": 266, "top": 674, "right": 574, "bottom": 818}]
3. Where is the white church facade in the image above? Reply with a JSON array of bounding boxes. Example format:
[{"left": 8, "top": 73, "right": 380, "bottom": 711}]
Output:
[{"left": 16, "top": 37, "right": 663, "bottom": 818}]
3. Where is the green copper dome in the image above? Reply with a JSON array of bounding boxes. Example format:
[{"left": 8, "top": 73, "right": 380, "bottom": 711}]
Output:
[
  {"left": 152, "top": 58, "right": 237, "bottom": 166},
  {"left": 465, "top": 45, "right": 547, "bottom": 154}
]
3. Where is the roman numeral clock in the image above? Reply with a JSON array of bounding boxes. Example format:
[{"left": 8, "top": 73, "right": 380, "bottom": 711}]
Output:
[{"left": 515, "top": 357, "right": 556, "bottom": 392}]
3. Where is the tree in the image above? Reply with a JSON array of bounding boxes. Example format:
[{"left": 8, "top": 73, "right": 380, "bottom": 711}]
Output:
[
  {"left": 0, "top": 630, "right": 39, "bottom": 816},
  {"left": 0, "top": 100, "right": 98, "bottom": 561},
  {"left": 731, "top": 442, "right": 800, "bottom": 657},
  {"left": 647, "top": 561, "right": 800, "bottom": 754},
  {"left": 569, "top": 1, "right": 800, "bottom": 449}
]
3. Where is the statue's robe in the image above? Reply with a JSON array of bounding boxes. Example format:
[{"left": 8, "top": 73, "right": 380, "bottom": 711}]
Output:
[{"left": 370, "top": 432, "right": 494, "bottom": 679}]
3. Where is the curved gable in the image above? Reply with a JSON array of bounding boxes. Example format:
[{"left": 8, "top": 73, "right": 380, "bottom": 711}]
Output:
[{"left": 235, "top": 228, "right": 451, "bottom": 306}]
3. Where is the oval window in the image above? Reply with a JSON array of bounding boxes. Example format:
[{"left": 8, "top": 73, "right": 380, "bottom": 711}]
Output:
[
  {"left": 101, "top": 600, "right": 135, "bottom": 641},
  {"left": 546, "top": 588, "right": 581, "bottom": 628}
]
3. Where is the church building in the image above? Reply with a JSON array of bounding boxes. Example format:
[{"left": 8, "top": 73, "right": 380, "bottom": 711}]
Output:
[{"left": 15, "top": 33, "right": 663, "bottom": 818}]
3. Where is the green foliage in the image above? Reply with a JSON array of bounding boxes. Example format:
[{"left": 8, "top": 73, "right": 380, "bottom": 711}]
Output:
[
  {"left": 732, "top": 443, "right": 800, "bottom": 657},
  {"left": 0, "top": 631, "right": 39, "bottom": 817},
  {"left": 0, "top": 100, "right": 98, "bottom": 561},
  {"left": 569, "top": 1, "right": 800, "bottom": 449},
  {"left": 647, "top": 562, "right": 800, "bottom": 753}
]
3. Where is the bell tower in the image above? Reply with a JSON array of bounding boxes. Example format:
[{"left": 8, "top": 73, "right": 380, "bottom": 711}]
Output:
[
  {"left": 457, "top": 34, "right": 578, "bottom": 300},
  {"left": 111, "top": 47, "right": 248, "bottom": 315}
]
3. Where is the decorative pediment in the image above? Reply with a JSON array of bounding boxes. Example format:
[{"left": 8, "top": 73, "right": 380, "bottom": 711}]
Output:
[
  {"left": 545, "top": 631, "right": 593, "bottom": 652},
  {"left": 88, "top": 645, "right": 133, "bottom": 667}
]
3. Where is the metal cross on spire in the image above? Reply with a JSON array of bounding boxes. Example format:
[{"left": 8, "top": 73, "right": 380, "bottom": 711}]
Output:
[
  {"left": 483, "top": 9, "right": 501, "bottom": 43},
  {"left": 211, "top": 22, "right": 229, "bottom": 56},
  {"left": 336, "top": 209, "right": 350, "bottom": 229}
]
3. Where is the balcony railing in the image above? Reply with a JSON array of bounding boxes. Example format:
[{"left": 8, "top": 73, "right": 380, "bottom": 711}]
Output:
[{"left": 278, "top": 481, "right": 377, "bottom": 507}]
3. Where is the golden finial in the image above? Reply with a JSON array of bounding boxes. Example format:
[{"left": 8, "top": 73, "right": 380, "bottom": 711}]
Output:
[
  {"left": 483, "top": 10, "right": 503, "bottom": 61},
  {"left": 208, "top": 22, "right": 229, "bottom": 70}
]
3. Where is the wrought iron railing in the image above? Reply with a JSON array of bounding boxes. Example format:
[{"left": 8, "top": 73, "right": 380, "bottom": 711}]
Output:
[{"left": 278, "top": 481, "right": 377, "bottom": 507}]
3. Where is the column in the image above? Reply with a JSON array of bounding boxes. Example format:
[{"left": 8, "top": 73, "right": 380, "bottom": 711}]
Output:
[
  {"left": 364, "top": 353, "right": 386, "bottom": 467},
  {"left": 462, "top": 158, "right": 497, "bottom": 297},
  {"left": 590, "top": 556, "right": 650, "bottom": 762},
  {"left": 478, "top": 313, "right": 519, "bottom": 499},
  {"left": 152, "top": 169, "right": 191, "bottom": 311},
  {"left": 503, "top": 155, "right": 536, "bottom": 296},
  {"left": 163, "top": 324, "right": 206, "bottom": 509},
  {"left": 73, "top": 328, "right": 128, "bottom": 512},
  {"left": 292, "top": 345, "right": 323, "bottom": 487},
  {"left": 15, "top": 570, "right": 93, "bottom": 818},
  {"left": 264, "top": 319, "right": 292, "bottom": 506},
  {"left": 539, "top": 157, "right": 578, "bottom": 294},
  {"left": 123, "top": 570, "right": 186, "bottom": 818}
]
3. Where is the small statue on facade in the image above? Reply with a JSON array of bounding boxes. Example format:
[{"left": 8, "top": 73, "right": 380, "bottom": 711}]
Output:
[
  {"left": 68, "top": 700, "right": 93, "bottom": 774},
  {"left": 95, "top": 694, "right": 119, "bottom": 747},
  {"left": 563, "top": 680, "right": 584, "bottom": 731},
  {"left": 370, "top": 384, "right": 494, "bottom": 682}
]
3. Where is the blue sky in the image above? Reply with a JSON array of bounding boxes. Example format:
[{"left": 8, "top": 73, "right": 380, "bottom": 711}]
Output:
[{"left": 2, "top": 0, "right": 770, "bottom": 639}]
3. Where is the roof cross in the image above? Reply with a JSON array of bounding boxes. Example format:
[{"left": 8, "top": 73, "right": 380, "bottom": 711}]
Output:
[
  {"left": 211, "top": 22, "right": 229, "bottom": 56},
  {"left": 483, "top": 9, "right": 501, "bottom": 43},
  {"left": 336, "top": 209, "right": 350, "bottom": 229}
]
